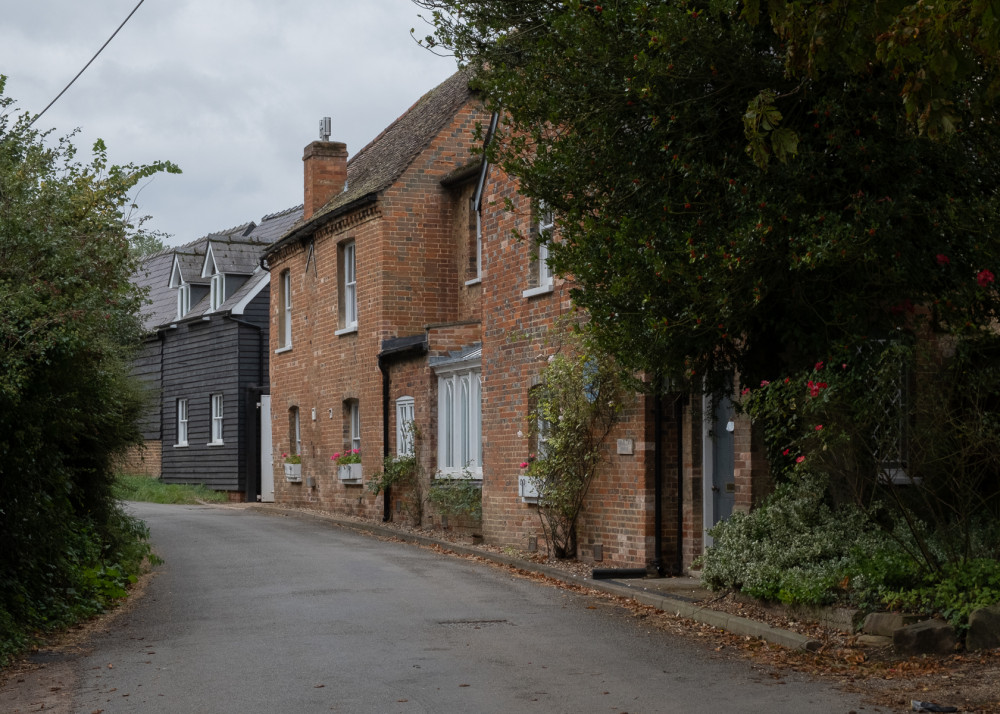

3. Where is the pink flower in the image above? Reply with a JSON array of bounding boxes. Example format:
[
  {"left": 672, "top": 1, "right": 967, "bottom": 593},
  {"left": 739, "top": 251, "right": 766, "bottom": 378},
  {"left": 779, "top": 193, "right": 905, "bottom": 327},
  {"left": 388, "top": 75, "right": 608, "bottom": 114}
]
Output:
[
  {"left": 815, "top": 424, "right": 824, "bottom": 431},
  {"left": 520, "top": 462, "right": 528, "bottom": 469},
  {"left": 282, "top": 453, "right": 288, "bottom": 458},
  {"left": 978, "top": 269, "right": 995, "bottom": 287},
  {"left": 330, "top": 455, "right": 335, "bottom": 460},
  {"left": 333, "top": 452, "right": 340, "bottom": 459},
  {"left": 760, "top": 380, "right": 770, "bottom": 387},
  {"left": 814, "top": 361, "right": 824, "bottom": 371},
  {"left": 782, "top": 448, "right": 790, "bottom": 456},
  {"left": 796, "top": 455, "right": 805, "bottom": 464},
  {"left": 741, "top": 387, "right": 750, "bottom": 396},
  {"left": 936, "top": 254, "right": 950, "bottom": 265}
]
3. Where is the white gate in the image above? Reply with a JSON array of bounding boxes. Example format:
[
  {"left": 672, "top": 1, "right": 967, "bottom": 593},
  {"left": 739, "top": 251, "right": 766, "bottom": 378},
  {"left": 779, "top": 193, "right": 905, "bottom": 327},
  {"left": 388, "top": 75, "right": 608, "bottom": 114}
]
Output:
[{"left": 260, "top": 394, "right": 274, "bottom": 502}]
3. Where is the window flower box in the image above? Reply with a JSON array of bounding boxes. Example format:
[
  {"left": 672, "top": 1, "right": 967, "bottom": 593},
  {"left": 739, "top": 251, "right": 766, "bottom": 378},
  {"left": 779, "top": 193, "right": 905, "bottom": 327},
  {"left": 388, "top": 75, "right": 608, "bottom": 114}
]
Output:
[
  {"left": 284, "top": 463, "right": 302, "bottom": 482},
  {"left": 338, "top": 463, "right": 362, "bottom": 484}
]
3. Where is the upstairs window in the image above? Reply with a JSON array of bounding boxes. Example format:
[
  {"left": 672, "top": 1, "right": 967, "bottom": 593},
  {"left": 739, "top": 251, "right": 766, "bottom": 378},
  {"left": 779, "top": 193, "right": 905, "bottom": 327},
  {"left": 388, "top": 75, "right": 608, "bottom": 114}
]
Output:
[
  {"left": 536, "top": 202, "right": 554, "bottom": 289},
  {"left": 176, "top": 284, "right": 191, "bottom": 320},
  {"left": 338, "top": 241, "right": 357, "bottom": 332},
  {"left": 209, "top": 273, "right": 225, "bottom": 311},
  {"left": 523, "top": 201, "right": 555, "bottom": 297},
  {"left": 278, "top": 270, "right": 292, "bottom": 349}
]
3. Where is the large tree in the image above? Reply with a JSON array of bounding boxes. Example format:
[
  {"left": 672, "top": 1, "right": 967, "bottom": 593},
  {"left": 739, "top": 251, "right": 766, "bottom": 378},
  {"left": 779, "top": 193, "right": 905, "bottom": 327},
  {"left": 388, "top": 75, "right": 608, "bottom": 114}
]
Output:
[
  {"left": 0, "top": 77, "right": 178, "bottom": 659},
  {"left": 415, "top": 0, "right": 1000, "bottom": 388},
  {"left": 415, "top": 1, "right": 1000, "bottom": 552}
]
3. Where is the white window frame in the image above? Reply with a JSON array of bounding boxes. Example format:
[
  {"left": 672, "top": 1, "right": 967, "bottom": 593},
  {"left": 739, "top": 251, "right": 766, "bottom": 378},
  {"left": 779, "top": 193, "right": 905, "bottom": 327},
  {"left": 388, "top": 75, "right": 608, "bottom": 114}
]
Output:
[
  {"left": 339, "top": 241, "right": 358, "bottom": 331},
  {"left": 209, "top": 393, "right": 224, "bottom": 445},
  {"left": 436, "top": 366, "right": 482, "bottom": 478},
  {"left": 291, "top": 406, "right": 301, "bottom": 457},
  {"left": 523, "top": 201, "right": 555, "bottom": 298},
  {"left": 396, "top": 396, "right": 415, "bottom": 457},
  {"left": 176, "top": 284, "right": 191, "bottom": 320},
  {"left": 280, "top": 270, "right": 292, "bottom": 349},
  {"left": 350, "top": 401, "right": 361, "bottom": 452},
  {"left": 537, "top": 203, "right": 554, "bottom": 288},
  {"left": 176, "top": 398, "right": 188, "bottom": 447},
  {"left": 209, "top": 273, "right": 225, "bottom": 311}
]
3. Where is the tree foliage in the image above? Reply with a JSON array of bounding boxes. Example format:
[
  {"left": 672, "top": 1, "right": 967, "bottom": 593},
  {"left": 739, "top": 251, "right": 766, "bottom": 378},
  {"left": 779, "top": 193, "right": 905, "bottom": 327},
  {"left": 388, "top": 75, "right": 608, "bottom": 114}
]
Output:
[
  {"left": 0, "top": 77, "right": 178, "bottom": 661},
  {"left": 415, "top": 1, "right": 1000, "bottom": 567},
  {"left": 415, "top": 0, "right": 1000, "bottom": 391}
]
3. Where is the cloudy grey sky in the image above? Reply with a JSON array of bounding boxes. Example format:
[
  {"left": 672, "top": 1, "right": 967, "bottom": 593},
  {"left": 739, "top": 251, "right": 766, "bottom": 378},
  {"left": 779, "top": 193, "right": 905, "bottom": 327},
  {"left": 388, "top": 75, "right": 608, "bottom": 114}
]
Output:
[{"left": 1, "top": 0, "right": 458, "bottom": 246}]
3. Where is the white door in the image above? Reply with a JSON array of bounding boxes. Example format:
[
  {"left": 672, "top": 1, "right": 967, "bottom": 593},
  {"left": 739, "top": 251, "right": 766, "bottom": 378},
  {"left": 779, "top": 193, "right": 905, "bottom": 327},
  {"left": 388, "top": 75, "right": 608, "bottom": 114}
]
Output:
[{"left": 260, "top": 394, "right": 274, "bottom": 502}]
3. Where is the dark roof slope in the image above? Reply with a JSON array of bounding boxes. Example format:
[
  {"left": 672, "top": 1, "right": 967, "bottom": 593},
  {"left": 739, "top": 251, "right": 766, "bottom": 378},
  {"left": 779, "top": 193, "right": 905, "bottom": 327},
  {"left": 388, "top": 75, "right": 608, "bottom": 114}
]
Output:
[
  {"left": 268, "top": 71, "right": 474, "bottom": 253},
  {"left": 133, "top": 206, "right": 302, "bottom": 331}
]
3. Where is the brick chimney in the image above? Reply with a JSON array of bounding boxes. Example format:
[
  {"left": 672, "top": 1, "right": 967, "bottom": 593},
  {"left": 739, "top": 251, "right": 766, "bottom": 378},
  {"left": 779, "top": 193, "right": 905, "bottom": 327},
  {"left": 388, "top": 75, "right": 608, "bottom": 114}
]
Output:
[{"left": 302, "top": 141, "right": 348, "bottom": 221}]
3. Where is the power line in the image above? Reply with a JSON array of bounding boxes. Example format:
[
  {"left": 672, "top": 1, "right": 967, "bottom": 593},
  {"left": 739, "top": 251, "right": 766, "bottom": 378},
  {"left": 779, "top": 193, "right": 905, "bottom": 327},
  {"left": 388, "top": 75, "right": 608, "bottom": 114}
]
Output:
[{"left": 30, "top": 0, "right": 147, "bottom": 127}]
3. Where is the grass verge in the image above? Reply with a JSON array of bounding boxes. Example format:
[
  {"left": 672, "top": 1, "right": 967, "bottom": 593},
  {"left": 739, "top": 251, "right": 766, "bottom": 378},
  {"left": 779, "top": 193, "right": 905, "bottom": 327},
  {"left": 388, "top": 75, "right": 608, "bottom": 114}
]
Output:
[{"left": 113, "top": 473, "right": 229, "bottom": 505}]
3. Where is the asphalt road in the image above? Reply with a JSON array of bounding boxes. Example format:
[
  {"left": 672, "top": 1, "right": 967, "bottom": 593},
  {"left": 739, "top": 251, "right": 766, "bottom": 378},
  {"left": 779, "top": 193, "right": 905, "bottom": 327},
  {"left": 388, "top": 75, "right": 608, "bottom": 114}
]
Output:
[{"left": 55, "top": 503, "right": 872, "bottom": 713}]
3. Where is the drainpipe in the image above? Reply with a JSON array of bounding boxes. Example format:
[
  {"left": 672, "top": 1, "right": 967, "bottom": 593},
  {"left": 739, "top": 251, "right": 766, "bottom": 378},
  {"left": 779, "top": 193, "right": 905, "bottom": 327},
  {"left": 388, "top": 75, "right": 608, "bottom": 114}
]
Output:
[
  {"left": 377, "top": 355, "right": 392, "bottom": 521},
  {"left": 652, "top": 388, "right": 665, "bottom": 576},
  {"left": 674, "top": 392, "right": 686, "bottom": 576}
]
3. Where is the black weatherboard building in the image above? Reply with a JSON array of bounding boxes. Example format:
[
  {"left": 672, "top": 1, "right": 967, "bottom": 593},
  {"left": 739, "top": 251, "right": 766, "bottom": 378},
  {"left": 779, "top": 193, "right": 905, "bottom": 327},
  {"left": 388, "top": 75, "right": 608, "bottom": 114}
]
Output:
[{"left": 130, "top": 206, "right": 301, "bottom": 501}]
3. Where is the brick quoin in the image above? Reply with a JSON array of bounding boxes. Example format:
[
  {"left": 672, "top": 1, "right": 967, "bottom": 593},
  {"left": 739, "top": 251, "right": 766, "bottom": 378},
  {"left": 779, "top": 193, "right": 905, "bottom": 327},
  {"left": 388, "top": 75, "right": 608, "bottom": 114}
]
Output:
[{"left": 263, "top": 73, "right": 770, "bottom": 572}]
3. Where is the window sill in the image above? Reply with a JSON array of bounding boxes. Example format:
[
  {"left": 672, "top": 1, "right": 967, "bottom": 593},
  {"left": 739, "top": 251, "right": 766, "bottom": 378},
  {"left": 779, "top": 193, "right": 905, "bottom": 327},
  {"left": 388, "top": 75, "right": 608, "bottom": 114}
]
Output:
[
  {"left": 435, "top": 471, "right": 483, "bottom": 481},
  {"left": 464, "top": 277, "right": 482, "bottom": 287},
  {"left": 207, "top": 442, "right": 225, "bottom": 447},
  {"left": 274, "top": 345, "right": 293, "bottom": 355},
  {"left": 335, "top": 325, "right": 358, "bottom": 336},
  {"left": 522, "top": 284, "right": 554, "bottom": 299},
  {"left": 174, "top": 443, "right": 188, "bottom": 448}
]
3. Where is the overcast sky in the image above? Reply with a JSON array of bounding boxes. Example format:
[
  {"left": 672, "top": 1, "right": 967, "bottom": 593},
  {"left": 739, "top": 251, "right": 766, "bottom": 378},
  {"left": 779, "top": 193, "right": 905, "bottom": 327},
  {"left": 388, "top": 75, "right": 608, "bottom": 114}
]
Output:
[{"left": 1, "top": 0, "right": 458, "bottom": 246}]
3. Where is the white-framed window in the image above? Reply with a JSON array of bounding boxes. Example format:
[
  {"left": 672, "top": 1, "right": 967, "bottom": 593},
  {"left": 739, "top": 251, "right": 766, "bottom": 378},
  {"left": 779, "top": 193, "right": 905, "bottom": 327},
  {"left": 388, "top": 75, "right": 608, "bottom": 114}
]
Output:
[
  {"left": 536, "top": 413, "right": 550, "bottom": 460},
  {"left": 279, "top": 270, "right": 292, "bottom": 348},
  {"left": 176, "top": 284, "right": 191, "bottom": 320},
  {"left": 210, "top": 273, "right": 225, "bottom": 311},
  {"left": 396, "top": 396, "right": 415, "bottom": 457},
  {"left": 289, "top": 406, "right": 301, "bottom": 457},
  {"left": 350, "top": 401, "right": 361, "bottom": 452},
  {"left": 210, "top": 393, "right": 224, "bottom": 445},
  {"left": 338, "top": 241, "right": 357, "bottom": 331},
  {"left": 437, "top": 368, "right": 482, "bottom": 477},
  {"left": 176, "top": 398, "right": 188, "bottom": 446},
  {"left": 537, "top": 202, "right": 554, "bottom": 289}
]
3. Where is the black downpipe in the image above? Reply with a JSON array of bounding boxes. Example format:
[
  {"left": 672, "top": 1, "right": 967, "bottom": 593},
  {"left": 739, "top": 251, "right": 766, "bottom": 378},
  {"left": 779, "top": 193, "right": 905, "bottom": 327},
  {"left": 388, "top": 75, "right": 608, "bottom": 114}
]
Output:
[
  {"left": 675, "top": 393, "right": 686, "bottom": 577},
  {"left": 378, "top": 354, "right": 392, "bottom": 522},
  {"left": 226, "top": 316, "right": 265, "bottom": 501},
  {"left": 591, "top": 382, "right": 670, "bottom": 581},
  {"left": 653, "top": 389, "right": 665, "bottom": 576}
]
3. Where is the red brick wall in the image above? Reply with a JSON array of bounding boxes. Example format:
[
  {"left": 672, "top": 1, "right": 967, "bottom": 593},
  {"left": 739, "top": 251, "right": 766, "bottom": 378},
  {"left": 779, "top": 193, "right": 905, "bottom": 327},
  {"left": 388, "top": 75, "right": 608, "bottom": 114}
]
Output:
[
  {"left": 267, "top": 100, "right": 486, "bottom": 519},
  {"left": 117, "top": 440, "right": 162, "bottom": 478}
]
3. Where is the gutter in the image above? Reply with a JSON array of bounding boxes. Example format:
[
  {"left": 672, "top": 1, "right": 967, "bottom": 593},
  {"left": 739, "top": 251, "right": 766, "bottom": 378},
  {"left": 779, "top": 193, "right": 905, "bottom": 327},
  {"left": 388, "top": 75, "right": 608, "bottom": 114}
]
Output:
[
  {"left": 264, "top": 192, "right": 379, "bottom": 259},
  {"left": 377, "top": 334, "right": 429, "bottom": 521}
]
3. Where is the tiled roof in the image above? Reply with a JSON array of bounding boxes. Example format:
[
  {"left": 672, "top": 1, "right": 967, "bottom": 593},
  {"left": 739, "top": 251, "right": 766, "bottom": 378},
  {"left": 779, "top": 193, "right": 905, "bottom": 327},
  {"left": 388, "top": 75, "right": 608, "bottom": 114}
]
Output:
[
  {"left": 271, "top": 71, "right": 474, "bottom": 252},
  {"left": 174, "top": 250, "right": 208, "bottom": 285},
  {"left": 132, "top": 205, "right": 303, "bottom": 331},
  {"left": 133, "top": 250, "right": 177, "bottom": 331}
]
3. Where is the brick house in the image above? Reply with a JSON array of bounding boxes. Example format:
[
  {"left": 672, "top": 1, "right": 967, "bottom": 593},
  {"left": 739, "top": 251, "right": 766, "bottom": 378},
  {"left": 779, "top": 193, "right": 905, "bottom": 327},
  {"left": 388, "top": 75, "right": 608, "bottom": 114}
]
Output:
[
  {"left": 263, "top": 72, "right": 768, "bottom": 571},
  {"left": 128, "top": 206, "right": 301, "bottom": 501}
]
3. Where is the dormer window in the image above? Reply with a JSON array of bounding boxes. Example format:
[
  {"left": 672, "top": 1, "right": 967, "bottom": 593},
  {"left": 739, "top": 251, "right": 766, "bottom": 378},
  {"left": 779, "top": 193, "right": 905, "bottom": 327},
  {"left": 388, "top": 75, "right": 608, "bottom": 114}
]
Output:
[
  {"left": 210, "top": 273, "right": 225, "bottom": 311},
  {"left": 176, "top": 284, "right": 191, "bottom": 319}
]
